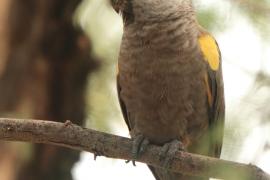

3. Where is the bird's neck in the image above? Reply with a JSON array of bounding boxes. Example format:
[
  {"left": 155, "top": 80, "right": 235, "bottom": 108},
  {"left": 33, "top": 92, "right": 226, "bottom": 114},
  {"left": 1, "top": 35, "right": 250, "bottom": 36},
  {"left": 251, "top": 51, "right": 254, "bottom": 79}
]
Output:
[
  {"left": 131, "top": 0, "right": 195, "bottom": 23},
  {"left": 123, "top": 16, "right": 199, "bottom": 57}
]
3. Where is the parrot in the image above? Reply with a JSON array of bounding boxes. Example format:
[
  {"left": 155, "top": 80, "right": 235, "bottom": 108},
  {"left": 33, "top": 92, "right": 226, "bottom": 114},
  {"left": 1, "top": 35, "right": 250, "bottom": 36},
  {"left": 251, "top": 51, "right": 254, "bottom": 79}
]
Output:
[{"left": 112, "top": 0, "right": 225, "bottom": 179}]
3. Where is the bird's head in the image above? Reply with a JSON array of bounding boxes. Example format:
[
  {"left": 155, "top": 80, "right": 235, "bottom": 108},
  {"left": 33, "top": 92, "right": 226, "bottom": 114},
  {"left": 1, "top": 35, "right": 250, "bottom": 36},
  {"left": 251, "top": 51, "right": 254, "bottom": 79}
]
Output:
[{"left": 111, "top": 0, "right": 194, "bottom": 25}]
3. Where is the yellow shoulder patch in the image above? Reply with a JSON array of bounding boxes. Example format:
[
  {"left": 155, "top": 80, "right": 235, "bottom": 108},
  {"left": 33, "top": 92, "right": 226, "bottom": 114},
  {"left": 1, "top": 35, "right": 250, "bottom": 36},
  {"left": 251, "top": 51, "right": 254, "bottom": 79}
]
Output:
[{"left": 198, "top": 34, "right": 220, "bottom": 71}]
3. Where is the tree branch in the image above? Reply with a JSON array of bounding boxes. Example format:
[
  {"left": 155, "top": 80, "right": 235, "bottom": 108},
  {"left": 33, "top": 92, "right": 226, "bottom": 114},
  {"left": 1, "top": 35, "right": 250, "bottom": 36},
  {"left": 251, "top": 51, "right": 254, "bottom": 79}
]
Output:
[{"left": 0, "top": 118, "right": 269, "bottom": 180}]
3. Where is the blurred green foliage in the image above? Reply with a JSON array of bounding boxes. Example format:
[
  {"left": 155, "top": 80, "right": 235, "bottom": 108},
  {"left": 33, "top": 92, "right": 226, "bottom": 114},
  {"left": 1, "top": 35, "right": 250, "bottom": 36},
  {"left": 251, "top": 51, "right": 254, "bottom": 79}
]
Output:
[
  {"left": 232, "top": 0, "right": 270, "bottom": 38},
  {"left": 197, "top": 8, "right": 221, "bottom": 30}
]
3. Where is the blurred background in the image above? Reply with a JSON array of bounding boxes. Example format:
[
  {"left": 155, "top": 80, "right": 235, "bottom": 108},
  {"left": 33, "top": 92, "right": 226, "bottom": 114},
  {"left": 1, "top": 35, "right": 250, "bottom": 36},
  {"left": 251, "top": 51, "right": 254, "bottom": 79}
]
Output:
[{"left": 0, "top": 0, "right": 269, "bottom": 179}]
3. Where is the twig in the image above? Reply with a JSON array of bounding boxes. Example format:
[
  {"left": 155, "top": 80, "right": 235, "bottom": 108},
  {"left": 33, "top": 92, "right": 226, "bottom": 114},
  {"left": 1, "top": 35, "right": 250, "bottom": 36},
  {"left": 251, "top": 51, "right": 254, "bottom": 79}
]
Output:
[{"left": 0, "top": 118, "right": 269, "bottom": 180}]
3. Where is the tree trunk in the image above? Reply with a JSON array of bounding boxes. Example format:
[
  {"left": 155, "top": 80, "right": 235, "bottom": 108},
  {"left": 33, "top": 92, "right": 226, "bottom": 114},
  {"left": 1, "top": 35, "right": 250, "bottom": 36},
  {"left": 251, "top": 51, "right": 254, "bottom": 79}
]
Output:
[{"left": 0, "top": 0, "right": 98, "bottom": 179}]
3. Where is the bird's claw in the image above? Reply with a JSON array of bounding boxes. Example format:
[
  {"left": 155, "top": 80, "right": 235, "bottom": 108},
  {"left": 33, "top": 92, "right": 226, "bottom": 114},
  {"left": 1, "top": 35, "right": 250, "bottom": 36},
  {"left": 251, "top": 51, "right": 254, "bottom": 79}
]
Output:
[
  {"left": 127, "top": 134, "right": 149, "bottom": 166},
  {"left": 159, "top": 140, "right": 185, "bottom": 168}
]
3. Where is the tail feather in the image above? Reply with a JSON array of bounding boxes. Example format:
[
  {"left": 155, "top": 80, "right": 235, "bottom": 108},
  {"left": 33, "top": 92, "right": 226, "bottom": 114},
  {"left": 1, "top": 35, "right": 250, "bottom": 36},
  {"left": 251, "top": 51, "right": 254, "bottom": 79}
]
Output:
[{"left": 148, "top": 165, "right": 208, "bottom": 180}]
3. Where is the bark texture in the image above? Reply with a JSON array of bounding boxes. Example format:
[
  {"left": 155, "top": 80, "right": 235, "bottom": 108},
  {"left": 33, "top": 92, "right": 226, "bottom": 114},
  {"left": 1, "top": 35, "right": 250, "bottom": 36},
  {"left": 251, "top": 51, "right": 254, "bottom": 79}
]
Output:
[{"left": 0, "top": 118, "right": 269, "bottom": 180}]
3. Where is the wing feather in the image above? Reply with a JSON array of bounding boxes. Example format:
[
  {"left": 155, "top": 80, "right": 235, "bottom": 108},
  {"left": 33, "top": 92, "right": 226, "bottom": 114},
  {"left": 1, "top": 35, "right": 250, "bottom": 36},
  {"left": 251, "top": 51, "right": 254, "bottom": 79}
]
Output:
[
  {"left": 117, "top": 75, "right": 132, "bottom": 130},
  {"left": 199, "top": 31, "right": 225, "bottom": 157}
]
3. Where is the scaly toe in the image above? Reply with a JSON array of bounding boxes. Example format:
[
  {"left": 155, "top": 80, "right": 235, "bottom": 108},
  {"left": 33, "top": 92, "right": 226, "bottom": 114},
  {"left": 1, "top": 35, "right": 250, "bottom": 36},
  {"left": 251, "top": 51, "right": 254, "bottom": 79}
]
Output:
[
  {"left": 160, "top": 140, "right": 185, "bottom": 168},
  {"left": 139, "top": 138, "right": 150, "bottom": 154},
  {"left": 128, "top": 134, "right": 149, "bottom": 166}
]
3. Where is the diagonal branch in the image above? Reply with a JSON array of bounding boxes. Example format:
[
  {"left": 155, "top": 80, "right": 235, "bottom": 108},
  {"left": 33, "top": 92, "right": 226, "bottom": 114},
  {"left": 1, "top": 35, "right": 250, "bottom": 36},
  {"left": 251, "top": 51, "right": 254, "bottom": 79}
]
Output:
[{"left": 0, "top": 118, "right": 269, "bottom": 180}]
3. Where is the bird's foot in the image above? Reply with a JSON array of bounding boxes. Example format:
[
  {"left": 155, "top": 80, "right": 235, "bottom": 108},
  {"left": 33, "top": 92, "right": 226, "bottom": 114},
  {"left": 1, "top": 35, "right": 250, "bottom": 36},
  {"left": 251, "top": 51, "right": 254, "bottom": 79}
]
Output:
[
  {"left": 126, "top": 134, "right": 149, "bottom": 166},
  {"left": 159, "top": 140, "right": 185, "bottom": 169}
]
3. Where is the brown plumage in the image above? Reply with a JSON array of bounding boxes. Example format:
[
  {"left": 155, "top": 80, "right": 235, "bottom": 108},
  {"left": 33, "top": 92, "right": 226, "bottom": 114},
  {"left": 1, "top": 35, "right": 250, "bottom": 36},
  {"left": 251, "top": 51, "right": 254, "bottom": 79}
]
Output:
[{"left": 114, "top": 0, "right": 225, "bottom": 179}]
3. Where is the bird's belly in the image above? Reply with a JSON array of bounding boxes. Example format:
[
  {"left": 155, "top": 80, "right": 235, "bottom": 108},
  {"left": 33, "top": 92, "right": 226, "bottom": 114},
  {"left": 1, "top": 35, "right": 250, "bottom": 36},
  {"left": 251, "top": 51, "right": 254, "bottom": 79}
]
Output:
[{"left": 118, "top": 52, "right": 208, "bottom": 145}]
